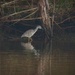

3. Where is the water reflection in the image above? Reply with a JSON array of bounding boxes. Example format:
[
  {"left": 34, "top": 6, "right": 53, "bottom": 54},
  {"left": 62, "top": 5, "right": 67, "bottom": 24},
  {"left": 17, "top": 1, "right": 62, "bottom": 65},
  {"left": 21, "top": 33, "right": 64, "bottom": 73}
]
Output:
[
  {"left": 21, "top": 41, "right": 40, "bottom": 56},
  {"left": 37, "top": 39, "right": 53, "bottom": 75},
  {"left": 0, "top": 35, "right": 75, "bottom": 75}
]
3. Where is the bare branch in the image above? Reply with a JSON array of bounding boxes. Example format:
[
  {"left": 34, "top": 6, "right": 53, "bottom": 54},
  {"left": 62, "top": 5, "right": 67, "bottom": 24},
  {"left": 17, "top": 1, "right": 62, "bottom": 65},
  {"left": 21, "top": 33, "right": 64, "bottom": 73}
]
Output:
[
  {"left": 12, "top": 9, "right": 38, "bottom": 25},
  {"left": 1, "top": 7, "right": 38, "bottom": 19},
  {"left": 0, "top": 17, "right": 41, "bottom": 22},
  {"left": 54, "top": 21, "right": 62, "bottom": 29},
  {"left": 62, "top": 26, "right": 75, "bottom": 29},
  {"left": 1, "top": 0, "right": 18, "bottom": 7},
  {"left": 58, "top": 16, "right": 75, "bottom": 24}
]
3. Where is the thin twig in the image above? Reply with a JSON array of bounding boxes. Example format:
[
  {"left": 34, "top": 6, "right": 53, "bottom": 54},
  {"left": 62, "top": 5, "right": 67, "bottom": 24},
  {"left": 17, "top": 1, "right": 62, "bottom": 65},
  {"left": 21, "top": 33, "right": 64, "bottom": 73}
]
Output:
[
  {"left": 26, "top": 0, "right": 31, "bottom": 7},
  {"left": 1, "top": 0, "right": 18, "bottom": 7},
  {"left": 0, "top": 17, "right": 42, "bottom": 22},
  {"left": 1, "top": 16, "right": 51, "bottom": 22},
  {"left": 54, "top": 21, "right": 62, "bottom": 29},
  {"left": 58, "top": 16, "right": 75, "bottom": 24},
  {"left": 62, "top": 26, "right": 75, "bottom": 29}
]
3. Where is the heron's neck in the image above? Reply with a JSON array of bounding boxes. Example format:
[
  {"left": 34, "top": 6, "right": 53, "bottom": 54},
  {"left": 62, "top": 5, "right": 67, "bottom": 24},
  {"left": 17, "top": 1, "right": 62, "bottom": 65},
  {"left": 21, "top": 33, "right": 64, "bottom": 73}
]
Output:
[{"left": 34, "top": 27, "right": 39, "bottom": 32}]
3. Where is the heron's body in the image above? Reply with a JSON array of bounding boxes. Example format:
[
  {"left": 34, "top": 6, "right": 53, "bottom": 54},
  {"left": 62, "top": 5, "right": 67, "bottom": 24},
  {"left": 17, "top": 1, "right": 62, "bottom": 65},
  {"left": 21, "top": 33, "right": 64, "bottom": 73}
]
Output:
[
  {"left": 21, "top": 29, "right": 37, "bottom": 38},
  {"left": 21, "top": 26, "right": 42, "bottom": 38}
]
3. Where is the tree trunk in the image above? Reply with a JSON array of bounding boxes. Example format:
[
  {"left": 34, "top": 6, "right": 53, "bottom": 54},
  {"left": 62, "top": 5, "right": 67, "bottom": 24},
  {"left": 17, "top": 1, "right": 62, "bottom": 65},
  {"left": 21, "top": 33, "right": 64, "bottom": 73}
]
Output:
[{"left": 39, "top": 0, "right": 52, "bottom": 38}]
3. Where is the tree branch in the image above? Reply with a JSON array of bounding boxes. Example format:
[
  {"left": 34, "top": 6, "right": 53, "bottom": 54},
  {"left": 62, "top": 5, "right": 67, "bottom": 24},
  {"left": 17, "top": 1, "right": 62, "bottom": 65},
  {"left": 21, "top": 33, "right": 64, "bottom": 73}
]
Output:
[
  {"left": 1, "top": 0, "right": 18, "bottom": 7},
  {"left": 62, "top": 26, "right": 75, "bottom": 29},
  {"left": 58, "top": 16, "right": 75, "bottom": 24},
  {"left": 12, "top": 9, "right": 38, "bottom": 25},
  {"left": 1, "top": 7, "right": 38, "bottom": 19},
  {"left": 0, "top": 17, "right": 42, "bottom": 22}
]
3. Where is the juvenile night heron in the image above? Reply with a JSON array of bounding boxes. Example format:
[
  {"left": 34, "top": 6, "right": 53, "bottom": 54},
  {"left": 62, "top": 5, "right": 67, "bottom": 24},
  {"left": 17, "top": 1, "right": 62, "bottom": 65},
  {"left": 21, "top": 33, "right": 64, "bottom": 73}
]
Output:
[{"left": 21, "top": 25, "right": 42, "bottom": 42}]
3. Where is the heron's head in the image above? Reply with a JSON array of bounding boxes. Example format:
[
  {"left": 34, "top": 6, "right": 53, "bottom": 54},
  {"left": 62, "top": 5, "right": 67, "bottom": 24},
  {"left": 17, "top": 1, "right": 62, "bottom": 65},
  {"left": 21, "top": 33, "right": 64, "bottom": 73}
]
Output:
[{"left": 37, "top": 25, "right": 42, "bottom": 29}]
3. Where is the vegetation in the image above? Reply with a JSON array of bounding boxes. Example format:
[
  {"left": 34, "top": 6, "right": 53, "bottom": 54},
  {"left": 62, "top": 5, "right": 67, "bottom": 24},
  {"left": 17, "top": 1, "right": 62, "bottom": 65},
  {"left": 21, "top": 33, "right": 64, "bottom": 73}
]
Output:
[
  {"left": 0, "top": 0, "right": 75, "bottom": 38},
  {"left": 0, "top": 0, "right": 74, "bottom": 22}
]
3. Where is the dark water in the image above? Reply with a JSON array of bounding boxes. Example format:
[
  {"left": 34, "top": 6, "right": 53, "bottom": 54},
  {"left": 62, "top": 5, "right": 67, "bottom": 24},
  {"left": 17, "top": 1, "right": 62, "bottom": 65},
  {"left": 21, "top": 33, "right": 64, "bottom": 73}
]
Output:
[{"left": 0, "top": 34, "right": 75, "bottom": 75}]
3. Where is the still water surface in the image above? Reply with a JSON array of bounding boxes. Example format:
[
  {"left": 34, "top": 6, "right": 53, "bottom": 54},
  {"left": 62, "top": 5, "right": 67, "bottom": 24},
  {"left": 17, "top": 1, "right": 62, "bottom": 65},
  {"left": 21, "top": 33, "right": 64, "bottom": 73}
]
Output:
[{"left": 0, "top": 35, "right": 75, "bottom": 75}]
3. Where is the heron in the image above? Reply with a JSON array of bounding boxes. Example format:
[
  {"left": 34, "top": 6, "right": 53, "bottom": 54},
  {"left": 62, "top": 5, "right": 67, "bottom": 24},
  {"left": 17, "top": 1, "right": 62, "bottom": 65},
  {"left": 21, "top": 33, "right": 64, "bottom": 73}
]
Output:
[{"left": 21, "top": 25, "right": 42, "bottom": 42}]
